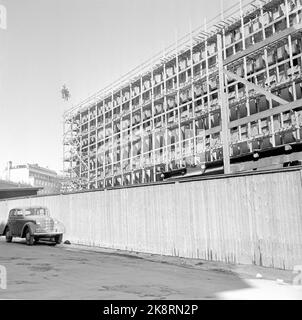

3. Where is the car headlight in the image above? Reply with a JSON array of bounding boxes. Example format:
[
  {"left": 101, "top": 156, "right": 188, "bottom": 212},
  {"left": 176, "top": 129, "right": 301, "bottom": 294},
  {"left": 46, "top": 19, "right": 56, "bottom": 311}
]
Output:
[{"left": 54, "top": 220, "right": 64, "bottom": 232}]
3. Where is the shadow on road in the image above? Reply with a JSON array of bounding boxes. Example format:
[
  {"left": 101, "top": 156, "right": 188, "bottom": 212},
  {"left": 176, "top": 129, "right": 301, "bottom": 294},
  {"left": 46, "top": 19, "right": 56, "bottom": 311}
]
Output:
[
  {"left": 4, "top": 238, "right": 57, "bottom": 247},
  {"left": 0, "top": 238, "right": 252, "bottom": 299}
]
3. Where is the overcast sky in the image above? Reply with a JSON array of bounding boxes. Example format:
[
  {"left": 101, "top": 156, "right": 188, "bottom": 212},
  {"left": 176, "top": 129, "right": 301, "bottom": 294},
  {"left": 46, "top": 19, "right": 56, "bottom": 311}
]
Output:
[{"left": 0, "top": 0, "right": 241, "bottom": 174}]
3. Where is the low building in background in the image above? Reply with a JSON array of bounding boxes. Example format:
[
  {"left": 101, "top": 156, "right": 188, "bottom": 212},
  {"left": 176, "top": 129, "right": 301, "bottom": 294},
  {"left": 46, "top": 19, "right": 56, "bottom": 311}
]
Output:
[
  {"left": 4, "top": 162, "right": 63, "bottom": 194},
  {"left": 0, "top": 179, "right": 42, "bottom": 199}
]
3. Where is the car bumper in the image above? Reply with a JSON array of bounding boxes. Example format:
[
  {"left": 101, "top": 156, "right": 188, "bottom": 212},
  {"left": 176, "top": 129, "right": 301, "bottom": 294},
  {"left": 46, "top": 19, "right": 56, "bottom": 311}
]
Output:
[{"left": 33, "top": 232, "right": 63, "bottom": 237}]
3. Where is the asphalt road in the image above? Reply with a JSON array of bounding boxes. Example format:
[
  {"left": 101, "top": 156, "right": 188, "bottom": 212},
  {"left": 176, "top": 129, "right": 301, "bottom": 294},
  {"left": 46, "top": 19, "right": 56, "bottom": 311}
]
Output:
[{"left": 0, "top": 238, "right": 250, "bottom": 300}]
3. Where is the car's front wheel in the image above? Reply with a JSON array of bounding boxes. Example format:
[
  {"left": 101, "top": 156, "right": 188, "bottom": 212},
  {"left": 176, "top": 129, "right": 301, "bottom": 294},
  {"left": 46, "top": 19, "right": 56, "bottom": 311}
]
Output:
[
  {"left": 55, "top": 234, "right": 63, "bottom": 245},
  {"left": 25, "top": 230, "right": 34, "bottom": 246},
  {"left": 5, "top": 228, "right": 12, "bottom": 243}
]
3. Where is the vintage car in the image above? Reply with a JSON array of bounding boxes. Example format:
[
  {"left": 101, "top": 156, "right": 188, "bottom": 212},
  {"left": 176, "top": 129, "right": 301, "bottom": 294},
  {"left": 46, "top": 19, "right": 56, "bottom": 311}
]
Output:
[{"left": 1, "top": 206, "right": 64, "bottom": 245}]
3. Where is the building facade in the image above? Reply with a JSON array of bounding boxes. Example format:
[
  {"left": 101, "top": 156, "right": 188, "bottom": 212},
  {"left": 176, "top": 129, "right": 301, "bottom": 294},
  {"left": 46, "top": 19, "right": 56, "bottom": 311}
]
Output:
[
  {"left": 5, "top": 162, "right": 62, "bottom": 194},
  {"left": 63, "top": 0, "right": 302, "bottom": 190}
]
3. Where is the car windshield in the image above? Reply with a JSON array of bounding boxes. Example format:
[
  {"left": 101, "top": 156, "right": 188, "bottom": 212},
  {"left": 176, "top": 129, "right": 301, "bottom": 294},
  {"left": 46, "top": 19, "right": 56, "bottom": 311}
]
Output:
[{"left": 24, "top": 207, "right": 49, "bottom": 216}]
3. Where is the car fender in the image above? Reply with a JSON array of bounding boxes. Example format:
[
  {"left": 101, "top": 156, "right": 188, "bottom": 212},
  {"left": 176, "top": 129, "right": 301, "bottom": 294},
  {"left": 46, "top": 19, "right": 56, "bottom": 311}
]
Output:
[
  {"left": 0, "top": 223, "right": 8, "bottom": 236},
  {"left": 0, "top": 214, "right": 8, "bottom": 235},
  {"left": 21, "top": 222, "right": 36, "bottom": 238}
]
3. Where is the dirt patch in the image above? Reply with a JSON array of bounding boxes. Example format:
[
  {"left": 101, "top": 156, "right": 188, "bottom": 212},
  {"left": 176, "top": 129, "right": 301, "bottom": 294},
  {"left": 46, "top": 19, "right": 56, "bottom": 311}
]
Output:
[
  {"left": 29, "top": 264, "right": 55, "bottom": 272},
  {"left": 115, "top": 253, "right": 144, "bottom": 260},
  {"left": 211, "top": 268, "right": 236, "bottom": 275},
  {"left": 100, "top": 284, "right": 179, "bottom": 298},
  {"left": 64, "top": 257, "right": 89, "bottom": 262},
  {"left": 12, "top": 280, "right": 34, "bottom": 285}
]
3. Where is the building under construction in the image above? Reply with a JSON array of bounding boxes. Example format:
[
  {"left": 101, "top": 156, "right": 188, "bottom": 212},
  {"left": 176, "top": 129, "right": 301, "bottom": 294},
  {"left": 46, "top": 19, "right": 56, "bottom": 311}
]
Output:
[{"left": 63, "top": 0, "right": 302, "bottom": 190}]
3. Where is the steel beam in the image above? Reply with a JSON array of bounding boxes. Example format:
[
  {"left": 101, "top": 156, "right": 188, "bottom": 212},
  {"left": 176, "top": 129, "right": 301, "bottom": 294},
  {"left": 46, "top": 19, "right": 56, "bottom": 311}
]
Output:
[
  {"left": 223, "top": 23, "right": 302, "bottom": 66},
  {"left": 223, "top": 69, "right": 288, "bottom": 105},
  {"left": 217, "top": 33, "right": 231, "bottom": 174},
  {"left": 229, "top": 98, "right": 302, "bottom": 129},
  {"left": 201, "top": 98, "right": 302, "bottom": 133}
]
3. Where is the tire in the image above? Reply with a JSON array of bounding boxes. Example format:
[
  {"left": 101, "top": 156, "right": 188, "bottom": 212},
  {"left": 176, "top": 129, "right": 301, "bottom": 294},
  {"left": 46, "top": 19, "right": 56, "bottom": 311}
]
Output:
[
  {"left": 55, "top": 234, "right": 63, "bottom": 245},
  {"left": 5, "top": 228, "right": 12, "bottom": 243},
  {"left": 25, "top": 229, "right": 34, "bottom": 246}
]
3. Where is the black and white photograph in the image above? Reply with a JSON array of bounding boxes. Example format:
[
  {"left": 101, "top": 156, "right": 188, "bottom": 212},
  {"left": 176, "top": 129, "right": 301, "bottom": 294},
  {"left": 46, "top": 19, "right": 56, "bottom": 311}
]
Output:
[{"left": 0, "top": 0, "right": 302, "bottom": 308}]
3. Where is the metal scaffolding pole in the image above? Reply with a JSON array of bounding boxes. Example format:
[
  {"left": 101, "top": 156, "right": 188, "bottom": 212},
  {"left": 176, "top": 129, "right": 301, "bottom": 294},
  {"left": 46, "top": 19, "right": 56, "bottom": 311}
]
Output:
[{"left": 217, "top": 33, "right": 231, "bottom": 174}]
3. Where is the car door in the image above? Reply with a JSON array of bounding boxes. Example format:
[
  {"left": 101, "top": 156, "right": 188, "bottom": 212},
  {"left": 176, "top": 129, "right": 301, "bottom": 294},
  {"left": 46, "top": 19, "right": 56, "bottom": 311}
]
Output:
[{"left": 14, "top": 209, "right": 25, "bottom": 236}]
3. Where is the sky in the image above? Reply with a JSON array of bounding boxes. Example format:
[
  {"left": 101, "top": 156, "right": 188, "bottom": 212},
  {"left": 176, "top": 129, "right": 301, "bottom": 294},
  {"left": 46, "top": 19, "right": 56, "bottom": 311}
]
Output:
[{"left": 0, "top": 0, "right": 239, "bottom": 174}]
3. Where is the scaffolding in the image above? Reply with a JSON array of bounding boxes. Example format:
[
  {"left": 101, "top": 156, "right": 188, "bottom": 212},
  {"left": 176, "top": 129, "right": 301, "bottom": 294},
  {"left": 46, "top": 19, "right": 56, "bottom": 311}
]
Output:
[{"left": 63, "top": 0, "right": 302, "bottom": 190}]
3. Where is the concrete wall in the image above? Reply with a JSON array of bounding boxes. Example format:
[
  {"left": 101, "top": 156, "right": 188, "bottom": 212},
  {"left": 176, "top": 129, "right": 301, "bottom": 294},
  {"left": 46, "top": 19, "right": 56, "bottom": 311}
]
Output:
[{"left": 1, "top": 168, "right": 302, "bottom": 270}]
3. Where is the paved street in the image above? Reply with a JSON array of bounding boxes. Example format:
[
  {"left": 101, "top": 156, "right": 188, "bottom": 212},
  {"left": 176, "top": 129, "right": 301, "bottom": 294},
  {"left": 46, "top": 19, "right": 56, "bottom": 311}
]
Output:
[{"left": 0, "top": 238, "right": 301, "bottom": 300}]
